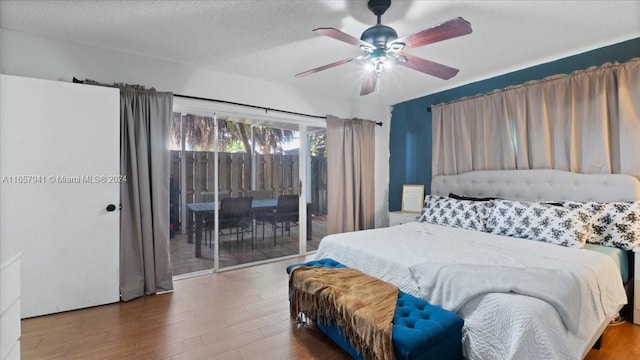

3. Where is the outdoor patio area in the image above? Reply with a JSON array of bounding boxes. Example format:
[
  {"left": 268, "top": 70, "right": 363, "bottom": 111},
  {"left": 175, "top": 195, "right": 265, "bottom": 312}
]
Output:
[{"left": 170, "top": 217, "right": 327, "bottom": 276}]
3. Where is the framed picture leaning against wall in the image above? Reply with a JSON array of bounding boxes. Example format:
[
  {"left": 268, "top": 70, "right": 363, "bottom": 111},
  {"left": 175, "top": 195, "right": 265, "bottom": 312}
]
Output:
[{"left": 401, "top": 184, "right": 424, "bottom": 213}]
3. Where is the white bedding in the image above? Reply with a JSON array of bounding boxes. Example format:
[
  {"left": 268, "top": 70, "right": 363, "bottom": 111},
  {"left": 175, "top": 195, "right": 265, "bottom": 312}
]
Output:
[{"left": 314, "top": 222, "right": 627, "bottom": 360}]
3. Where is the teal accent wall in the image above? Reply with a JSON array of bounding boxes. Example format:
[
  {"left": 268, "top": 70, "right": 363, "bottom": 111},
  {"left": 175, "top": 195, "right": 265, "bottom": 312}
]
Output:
[{"left": 389, "top": 37, "right": 640, "bottom": 211}]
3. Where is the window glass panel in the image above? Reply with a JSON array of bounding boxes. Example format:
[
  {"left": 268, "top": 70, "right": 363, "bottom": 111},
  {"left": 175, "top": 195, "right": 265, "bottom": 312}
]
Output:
[
  {"left": 183, "top": 114, "right": 215, "bottom": 151},
  {"left": 307, "top": 127, "right": 327, "bottom": 251},
  {"left": 170, "top": 113, "right": 182, "bottom": 151}
]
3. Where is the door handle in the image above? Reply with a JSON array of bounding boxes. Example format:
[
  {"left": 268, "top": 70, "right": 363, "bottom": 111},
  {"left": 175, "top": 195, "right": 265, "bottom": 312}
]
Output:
[{"left": 106, "top": 204, "right": 117, "bottom": 212}]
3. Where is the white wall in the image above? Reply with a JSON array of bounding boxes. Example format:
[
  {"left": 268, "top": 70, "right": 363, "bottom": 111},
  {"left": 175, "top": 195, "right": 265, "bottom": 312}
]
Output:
[{"left": 0, "top": 29, "right": 390, "bottom": 228}]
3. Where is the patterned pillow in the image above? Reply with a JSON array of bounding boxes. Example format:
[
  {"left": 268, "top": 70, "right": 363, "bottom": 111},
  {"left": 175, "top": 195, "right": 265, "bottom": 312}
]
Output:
[
  {"left": 563, "top": 201, "right": 640, "bottom": 250},
  {"left": 486, "top": 200, "right": 593, "bottom": 248},
  {"left": 419, "top": 195, "right": 490, "bottom": 231}
]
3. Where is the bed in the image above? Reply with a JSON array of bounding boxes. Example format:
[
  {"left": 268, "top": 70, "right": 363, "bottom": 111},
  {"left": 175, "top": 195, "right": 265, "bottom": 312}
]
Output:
[{"left": 313, "top": 169, "right": 639, "bottom": 360}]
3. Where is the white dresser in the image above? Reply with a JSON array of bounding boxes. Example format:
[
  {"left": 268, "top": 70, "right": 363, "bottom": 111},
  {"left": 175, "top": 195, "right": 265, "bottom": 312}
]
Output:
[
  {"left": 0, "top": 253, "right": 21, "bottom": 360},
  {"left": 388, "top": 211, "right": 420, "bottom": 226}
]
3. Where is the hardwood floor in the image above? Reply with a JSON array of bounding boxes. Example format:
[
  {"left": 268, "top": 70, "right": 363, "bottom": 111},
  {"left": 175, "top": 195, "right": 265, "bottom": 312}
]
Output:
[
  {"left": 22, "top": 256, "right": 640, "bottom": 359},
  {"left": 586, "top": 321, "right": 640, "bottom": 360}
]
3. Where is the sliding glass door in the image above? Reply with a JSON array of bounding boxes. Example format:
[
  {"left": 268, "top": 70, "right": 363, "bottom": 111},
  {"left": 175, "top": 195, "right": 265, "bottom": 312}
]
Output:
[
  {"left": 169, "top": 103, "right": 324, "bottom": 277},
  {"left": 169, "top": 112, "right": 216, "bottom": 275},
  {"left": 217, "top": 116, "right": 301, "bottom": 268},
  {"left": 305, "top": 126, "right": 327, "bottom": 251}
]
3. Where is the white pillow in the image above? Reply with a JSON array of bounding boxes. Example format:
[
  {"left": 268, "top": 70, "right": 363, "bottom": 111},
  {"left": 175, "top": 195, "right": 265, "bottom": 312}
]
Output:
[
  {"left": 419, "top": 195, "right": 490, "bottom": 231},
  {"left": 563, "top": 201, "right": 640, "bottom": 250},
  {"left": 486, "top": 200, "right": 593, "bottom": 248}
]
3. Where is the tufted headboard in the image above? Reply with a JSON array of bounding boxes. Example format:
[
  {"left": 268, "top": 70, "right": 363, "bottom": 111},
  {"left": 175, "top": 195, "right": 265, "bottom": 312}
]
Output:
[{"left": 431, "top": 169, "right": 640, "bottom": 203}]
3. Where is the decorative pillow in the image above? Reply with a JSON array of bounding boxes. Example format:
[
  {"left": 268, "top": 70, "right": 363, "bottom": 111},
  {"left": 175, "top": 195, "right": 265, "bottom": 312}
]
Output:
[
  {"left": 486, "top": 200, "right": 593, "bottom": 248},
  {"left": 563, "top": 201, "right": 640, "bottom": 250},
  {"left": 419, "top": 195, "right": 490, "bottom": 231}
]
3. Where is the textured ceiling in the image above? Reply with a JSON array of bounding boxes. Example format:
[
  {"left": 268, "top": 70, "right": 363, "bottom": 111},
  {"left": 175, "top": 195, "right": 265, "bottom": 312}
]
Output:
[{"left": 1, "top": 0, "right": 639, "bottom": 105}]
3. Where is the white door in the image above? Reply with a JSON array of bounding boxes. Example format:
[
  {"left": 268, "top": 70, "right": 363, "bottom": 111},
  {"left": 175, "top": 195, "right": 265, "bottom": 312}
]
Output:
[{"left": 0, "top": 75, "right": 120, "bottom": 318}]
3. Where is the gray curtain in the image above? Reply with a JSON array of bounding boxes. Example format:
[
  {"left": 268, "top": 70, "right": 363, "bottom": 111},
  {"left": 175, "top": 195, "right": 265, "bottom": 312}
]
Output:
[
  {"left": 120, "top": 88, "right": 174, "bottom": 301},
  {"left": 432, "top": 58, "right": 640, "bottom": 177},
  {"left": 326, "top": 115, "right": 375, "bottom": 234}
]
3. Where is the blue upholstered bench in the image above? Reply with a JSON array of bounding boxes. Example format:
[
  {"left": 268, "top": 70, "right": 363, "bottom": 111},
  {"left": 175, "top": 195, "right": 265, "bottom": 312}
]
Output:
[{"left": 287, "top": 258, "right": 464, "bottom": 360}]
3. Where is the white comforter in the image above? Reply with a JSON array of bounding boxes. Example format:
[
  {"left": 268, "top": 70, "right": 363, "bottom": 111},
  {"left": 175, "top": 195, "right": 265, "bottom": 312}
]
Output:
[{"left": 314, "top": 222, "right": 627, "bottom": 360}]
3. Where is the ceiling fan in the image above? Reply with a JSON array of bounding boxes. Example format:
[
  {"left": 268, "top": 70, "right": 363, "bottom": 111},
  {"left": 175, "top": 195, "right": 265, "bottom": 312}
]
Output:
[{"left": 295, "top": 0, "right": 472, "bottom": 96}]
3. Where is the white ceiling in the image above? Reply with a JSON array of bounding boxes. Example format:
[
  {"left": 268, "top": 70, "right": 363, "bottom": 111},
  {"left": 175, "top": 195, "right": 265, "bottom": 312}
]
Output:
[{"left": 1, "top": 0, "right": 638, "bottom": 105}]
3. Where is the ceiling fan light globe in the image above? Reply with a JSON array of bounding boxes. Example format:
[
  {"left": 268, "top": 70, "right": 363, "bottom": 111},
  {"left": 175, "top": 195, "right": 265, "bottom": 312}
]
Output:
[
  {"left": 387, "top": 42, "right": 405, "bottom": 54},
  {"left": 360, "top": 44, "right": 375, "bottom": 53},
  {"left": 392, "top": 42, "right": 405, "bottom": 50},
  {"left": 370, "top": 57, "right": 386, "bottom": 75}
]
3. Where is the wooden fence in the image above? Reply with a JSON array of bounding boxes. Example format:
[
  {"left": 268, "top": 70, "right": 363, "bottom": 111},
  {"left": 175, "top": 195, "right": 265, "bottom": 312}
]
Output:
[{"left": 170, "top": 151, "right": 327, "bottom": 232}]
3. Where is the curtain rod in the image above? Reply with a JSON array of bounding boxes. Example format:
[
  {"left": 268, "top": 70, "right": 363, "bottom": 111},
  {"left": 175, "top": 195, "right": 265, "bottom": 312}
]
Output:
[
  {"left": 175, "top": 94, "right": 325, "bottom": 119},
  {"left": 424, "top": 58, "right": 640, "bottom": 114},
  {"left": 71, "top": 77, "right": 383, "bottom": 125},
  {"left": 174, "top": 93, "right": 383, "bottom": 126}
]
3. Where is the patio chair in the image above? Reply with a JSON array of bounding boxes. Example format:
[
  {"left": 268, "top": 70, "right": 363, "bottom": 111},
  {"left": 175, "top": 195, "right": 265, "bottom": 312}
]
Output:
[
  {"left": 202, "top": 190, "right": 231, "bottom": 247},
  {"left": 257, "top": 194, "right": 299, "bottom": 246},
  {"left": 206, "top": 196, "right": 254, "bottom": 249}
]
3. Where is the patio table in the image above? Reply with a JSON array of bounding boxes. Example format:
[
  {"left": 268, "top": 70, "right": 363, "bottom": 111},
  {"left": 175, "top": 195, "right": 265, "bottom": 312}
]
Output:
[{"left": 186, "top": 199, "right": 311, "bottom": 257}]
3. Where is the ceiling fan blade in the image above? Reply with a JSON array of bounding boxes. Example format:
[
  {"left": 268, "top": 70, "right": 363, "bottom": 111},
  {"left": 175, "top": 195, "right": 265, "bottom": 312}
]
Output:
[
  {"left": 397, "top": 53, "right": 459, "bottom": 80},
  {"left": 391, "top": 17, "right": 472, "bottom": 50},
  {"left": 360, "top": 72, "right": 378, "bottom": 96},
  {"left": 314, "top": 27, "right": 373, "bottom": 49},
  {"left": 295, "top": 57, "right": 358, "bottom": 77}
]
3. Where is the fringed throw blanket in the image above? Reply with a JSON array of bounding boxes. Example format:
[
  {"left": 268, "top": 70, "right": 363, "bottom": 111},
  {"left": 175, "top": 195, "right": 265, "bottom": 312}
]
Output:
[{"left": 289, "top": 266, "right": 399, "bottom": 360}]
